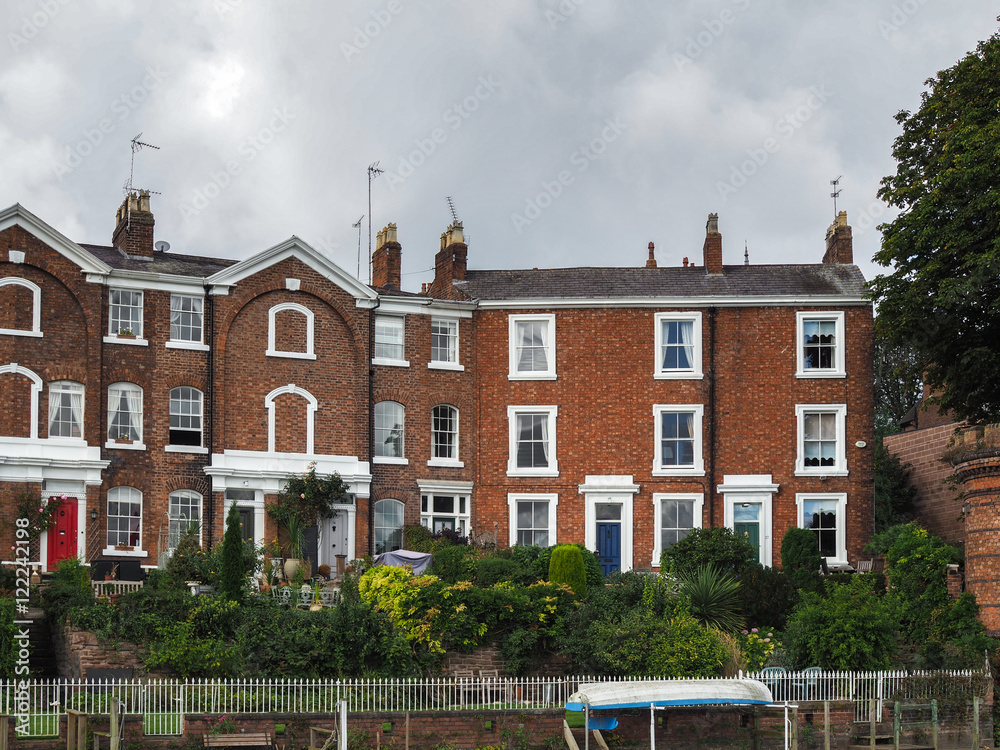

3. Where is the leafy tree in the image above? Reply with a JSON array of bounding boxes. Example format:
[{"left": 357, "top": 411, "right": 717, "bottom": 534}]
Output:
[
  {"left": 873, "top": 441, "right": 916, "bottom": 533},
  {"left": 737, "top": 564, "right": 799, "bottom": 631},
  {"left": 870, "top": 30, "right": 1000, "bottom": 424},
  {"left": 660, "top": 527, "right": 757, "bottom": 577},
  {"left": 873, "top": 329, "right": 923, "bottom": 435}
]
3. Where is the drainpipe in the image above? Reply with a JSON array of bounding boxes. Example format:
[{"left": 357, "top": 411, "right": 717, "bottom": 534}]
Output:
[
  {"left": 708, "top": 307, "right": 717, "bottom": 528},
  {"left": 367, "top": 297, "right": 380, "bottom": 556},
  {"left": 205, "top": 286, "right": 215, "bottom": 545}
]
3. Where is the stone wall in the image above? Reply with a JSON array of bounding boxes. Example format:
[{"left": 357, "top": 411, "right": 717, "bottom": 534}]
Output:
[{"left": 52, "top": 623, "right": 144, "bottom": 680}]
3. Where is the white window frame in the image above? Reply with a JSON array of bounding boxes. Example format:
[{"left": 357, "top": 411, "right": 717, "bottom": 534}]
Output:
[
  {"left": 654, "top": 312, "right": 703, "bottom": 379},
  {"left": 167, "top": 490, "right": 203, "bottom": 552},
  {"left": 373, "top": 315, "right": 408, "bottom": 367},
  {"left": 374, "top": 400, "right": 407, "bottom": 465},
  {"left": 0, "top": 277, "right": 42, "bottom": 337},
  {"left": 48, "top": 380, "right": 84, "bottom": 440},
  {"left": 106, "top": 383, "right": 144, "bottom": 450},
  {"left": 266, "top": 302, "right": 316, "bottom": 360},
  {"left": 652, "top": 404, "right": 705, "bottom": 476},
  {"left": 651, "top": 492, "right": 704, "bottom": 567},
  {"left": 508, "top": 313, "right": 556, "bottom": 380},
  {"left": 507, "top": 405, "right": 559, "bottom": 477},
  {"left": 103, "top": 486, "right": 145, "bottom": 556},
  {"left": 166, "top": 294, "right": 209, "bottom": 350},
  {"left": 507, "top": 493, "right": 558, "bottom": 548},
  {"left": 428, "top": 404, "right": 463, "bottom": 468},
  {"left": 224, "top": 489, "right": 265, "bottom": 548},
  {"left": 107, "top": 288, "right": 145, "bottom": 341},
  {"left": 796, "top": 311, "right": 845, "bottom": 378},
  {"left": 166, "top": 386, "right": 206, "bottom": 453},
  {"left": 373, "top": 498, "right": 405, "bottom": 555},
  {"left": 265, "top": 384, "right": 318, "bottom": 454},
  {"left": 796, "top": 492, "right": 848, "bottom": 565},
  {"left": 429, "top": 317, "right": 463, "bottom": 371},
  {"left": 418, "top": 484, "right": 472, "bottom": 537},
  {"left": 795, "top": 404, "right": 848, "bottom": 476}
]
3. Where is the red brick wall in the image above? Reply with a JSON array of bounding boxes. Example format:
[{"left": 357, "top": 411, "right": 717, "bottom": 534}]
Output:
[
  {"left": 883, "top": 423, "right": 964, "bottom": 544},
  {"left": 474, "top": 303, "right": 874, "bottom": 567},
  {"left": 0, "top": 281, "right": 34, "bottom": 330}
]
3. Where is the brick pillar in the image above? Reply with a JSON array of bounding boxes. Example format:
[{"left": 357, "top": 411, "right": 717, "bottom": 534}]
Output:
[{"left": 952, "top": 426, "right": 1000, "bottom": 635}]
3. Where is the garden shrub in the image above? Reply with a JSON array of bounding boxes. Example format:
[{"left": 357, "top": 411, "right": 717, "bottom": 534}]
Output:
[
  {"left": 548, "top": 544, "right": 586, "bottom": 597},
  {"left": 40, "top": 557, "right": 94, "bottom": 624},
  {"left": 164, "top": 527, "right": 205, "bottom": 586},
  {"left": 219, "top": 503, "right": 245, "bottom": 602},
  {"left": 0, "top": 567, "right": 16, "bottom": 597},
  {"left": 660, "top": 527, "right": 756, "bottom": 577},
  {"left": 780, "top": 527, "right": 823, "bottom": 593},
  {"left": 590, "top": 599, "right": 727, "bottom": 677},
  {"left": 737, "top": 564, "right": 799, "bottom": 631},
  {"left": 403, "top": 524, "right": 434, "bottom": 552},
  {"left": 476, "top": 556, "right": 520, "bottom": 587},
  {"left": 430, "top": 544, "right": 478, "bottom": 583},
  {"left": 679, "top": 564, "right": 743, "bottom": 633},
  {"left": 738, "top": 628, "right": 779, "bottom": 672},
  {"left": 533, "top": 544, "right": 602, "bottom": 588},
  {"left": 146, "top": 598, "right": 243, "bottom": 677},
  {"left": 783, "top": 575, "right": 899, "bottom": 670},
  {"left": 0, "top": 597, "right": 15, "bottom": 678}
]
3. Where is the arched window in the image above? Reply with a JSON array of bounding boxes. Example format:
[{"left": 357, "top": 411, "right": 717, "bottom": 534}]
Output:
[
  {"left": 49, "top": 381, "right": 84, "bottom": 439},
  {"left": 168, "top": 490, "right": 202, "bottom": 551},
  {"left": 107, "top": 486, "right": 142, "bottom": 549},
  {"left": 374, "top": 499, "right": 404, "bottom": 555},
  {"left": 266, "top": 302, "right": 316, "bottom": 359},
  {"left": 0, "top": 277, "right": 42, "bottom": 337},
  {"left": 0, "top": 363, "right": 42, "bottom": 439},
  {"left": 169, "top": 386, "right": 203, "bottom": 447},
  {"left": 374, "top": 401, "right": 405, "bottom": 461},
  {"left": 430, "top": 404, "right": 459, "bottom": 465}
]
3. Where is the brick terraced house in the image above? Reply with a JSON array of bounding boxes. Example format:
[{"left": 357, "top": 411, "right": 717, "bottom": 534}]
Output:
[{"left": 0, "top": 193, "right": 873, "bottom": 575}]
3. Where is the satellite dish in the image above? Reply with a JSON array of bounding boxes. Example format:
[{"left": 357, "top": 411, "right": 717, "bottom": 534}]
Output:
[{"left": 154, "top": 241, "right": 170, "bottom": 253}]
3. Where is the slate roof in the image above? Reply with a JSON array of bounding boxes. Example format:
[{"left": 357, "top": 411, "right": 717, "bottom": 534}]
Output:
[
  {"left": 81, "top": 244, "right": 238, "bottom": 277},
  {"left": 457, "top": 263, "right": 867, "bottom": 301}
]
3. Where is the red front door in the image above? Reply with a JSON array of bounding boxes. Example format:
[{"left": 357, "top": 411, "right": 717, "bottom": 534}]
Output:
[{"left": 47, "top": 496, "right": 78, "bottom": 570}]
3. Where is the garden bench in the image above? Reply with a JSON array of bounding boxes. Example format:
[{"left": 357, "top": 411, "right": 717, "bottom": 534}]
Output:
[{"left": 203, "top": 732, "right": 273, "bottom": 748}]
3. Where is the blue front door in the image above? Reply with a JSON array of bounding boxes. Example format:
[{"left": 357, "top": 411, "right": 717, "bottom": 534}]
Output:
[{"left": 596, "top": 522, "right": 621, "bottom": 576}]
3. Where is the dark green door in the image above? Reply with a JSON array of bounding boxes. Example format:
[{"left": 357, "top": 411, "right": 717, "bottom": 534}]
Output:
[{"left": 733, "top": 504, "right": 761, "bottom": 563}]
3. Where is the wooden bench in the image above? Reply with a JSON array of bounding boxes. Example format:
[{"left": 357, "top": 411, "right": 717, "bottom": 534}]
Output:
[{"left": 204, "top": 733, "right": 273, "bottom": 748}]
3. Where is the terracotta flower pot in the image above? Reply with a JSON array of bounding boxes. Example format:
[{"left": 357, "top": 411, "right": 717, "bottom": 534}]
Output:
[{"left": 283, "top": 558, "right": 301, "bottom": 580}]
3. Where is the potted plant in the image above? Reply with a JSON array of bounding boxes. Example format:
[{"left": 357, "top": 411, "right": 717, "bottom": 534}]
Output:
[
  {"left": 267, "top": 463, "right": 350, "bottom": 579},
  {"left": 117, "top": 327, "right": 136, "bottom": 339},
  {"left": 114, "top": 432, "right": 133, "bottom": 445}
]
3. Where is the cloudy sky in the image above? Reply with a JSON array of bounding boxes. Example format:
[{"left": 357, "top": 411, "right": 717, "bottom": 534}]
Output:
[{"left": 1, "top": 1, "right": 996, "bottom": 291}]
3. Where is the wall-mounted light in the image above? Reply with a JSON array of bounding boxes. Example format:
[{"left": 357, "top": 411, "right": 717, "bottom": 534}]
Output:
[
  {"left": 741, "top": 503, "right": 750, "bottom": 508},
  {"left": 90, "top": 510, "right": 98, "bottom": 521}
]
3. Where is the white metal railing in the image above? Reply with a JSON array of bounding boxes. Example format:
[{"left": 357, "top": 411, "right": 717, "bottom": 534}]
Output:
[
  {"left": 0, "top": 670, "right": 989, "bottom": 736},
  {"left": 745, "top": 668, "right": 991, "bottom": 721},
  {"left": 90, "top": 580, "right": 144, "bottom": 596}
]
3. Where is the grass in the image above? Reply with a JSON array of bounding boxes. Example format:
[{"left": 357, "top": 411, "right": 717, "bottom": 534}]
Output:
[
  {"left": 565, "top": 711, "right": 585, "bottom": 729},
  {"left": 143, "top": 711, "right": 184, "bottom": 735}
]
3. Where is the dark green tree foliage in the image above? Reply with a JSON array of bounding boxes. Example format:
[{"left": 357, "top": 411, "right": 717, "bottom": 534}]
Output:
[
  {"left": 533, "top": 544, "right": 603, "bottom": 588},
  {"left": 884, "top": 523, "right": 959, "bottom": 643},
  {"left": 783, "top": 575, "right": 900, "bottom": 670},
  {"left": 680, "top": 565, "right": 743, "bottom": 633},
  {"left": 475, "top": 556, "right": 521, "bottom": 587},
  {"left": 874, "top": 329, "right": 923, "bottom": 435},
  {"left": 0, "top": 598, "right": 15, "bottom": 678},
  {"left": 40, "top": 557, "right": 94, "bottom": 624},
  {"left": 873, "top": 441, "right": 916, "bottom": 533},
  {"left": 219, "top": 503, "right": 246, "bottom": 602},
  {"left": 660, "top": 527, "right": 757, "bottom": 577},
  {"left": 548, "top": 544, "right": 587, "bottom": 597},
  {"left": 164, "top": 527, "right": 203, "bottom": 586},
  {"left": 870, "top": 30, "right": 1000, "bottom": 424},
  {"left": 737, "top": 564, "right": 799, "bottom": 631},
  {"left": 780, "top": 527, "right": 823, "bottom": 593}
]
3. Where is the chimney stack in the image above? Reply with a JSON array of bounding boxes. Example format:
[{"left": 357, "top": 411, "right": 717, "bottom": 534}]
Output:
[
  {"left": 428, "top": 221, "right": 468, "bottom": 299},
  {"left": 645, "top": 241, "right": 657, "bottom": 268},
  {"left": 703, "top": 213, "right": 723, "bottom": 275},
  {"left": 112, "top": 190, "right": 155, "bottom": 259},
  {"left": 823, "top": 211, "right": 854, "bottom": 264},
  {"left": 371, "top": 223, "right": 402, "bottom": 289}
]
